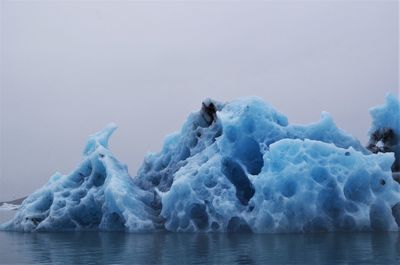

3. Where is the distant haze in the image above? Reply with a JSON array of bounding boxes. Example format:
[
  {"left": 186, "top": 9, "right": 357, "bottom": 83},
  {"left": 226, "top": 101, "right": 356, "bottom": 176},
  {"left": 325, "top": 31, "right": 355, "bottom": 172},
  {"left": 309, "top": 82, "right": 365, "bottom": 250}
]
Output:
[{"left": 0, "top": 1, "right": 398, "bottom": 201}]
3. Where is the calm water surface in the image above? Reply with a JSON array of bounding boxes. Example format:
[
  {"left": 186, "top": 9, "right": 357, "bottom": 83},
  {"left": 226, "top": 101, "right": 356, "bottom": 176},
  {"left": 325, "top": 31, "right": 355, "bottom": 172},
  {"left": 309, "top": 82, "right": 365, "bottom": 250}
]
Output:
[{"left": 0, "top": 211, "right": 399, "bottom": 265}]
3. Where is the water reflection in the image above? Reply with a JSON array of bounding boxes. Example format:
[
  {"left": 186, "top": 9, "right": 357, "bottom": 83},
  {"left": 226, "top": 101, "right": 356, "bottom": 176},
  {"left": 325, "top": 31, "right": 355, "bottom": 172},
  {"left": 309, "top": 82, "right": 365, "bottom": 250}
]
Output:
[{"left": 0, "top": 232, "right": 399, "bottom": 264}]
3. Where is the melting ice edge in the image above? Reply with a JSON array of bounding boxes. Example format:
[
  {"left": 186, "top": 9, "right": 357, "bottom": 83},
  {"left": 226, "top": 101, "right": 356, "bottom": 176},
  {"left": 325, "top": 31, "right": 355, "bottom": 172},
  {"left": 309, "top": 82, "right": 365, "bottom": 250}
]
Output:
[{"left": 2, "top": 95, "right": 400, "bottom": 233}]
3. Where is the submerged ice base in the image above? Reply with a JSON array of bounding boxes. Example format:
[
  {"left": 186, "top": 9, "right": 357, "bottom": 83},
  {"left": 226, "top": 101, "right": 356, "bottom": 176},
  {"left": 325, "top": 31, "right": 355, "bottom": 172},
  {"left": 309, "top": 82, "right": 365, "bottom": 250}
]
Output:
[{"left": 1, "top": 95, "right": 400, "bottom": 233}]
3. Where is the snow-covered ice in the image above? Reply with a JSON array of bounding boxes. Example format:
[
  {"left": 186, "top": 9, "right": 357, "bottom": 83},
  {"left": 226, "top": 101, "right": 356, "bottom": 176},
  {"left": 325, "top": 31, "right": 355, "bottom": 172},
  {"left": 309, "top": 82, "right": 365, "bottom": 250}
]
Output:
[{"left": 1, "top": 95, "right": 399, "bottom": 233}]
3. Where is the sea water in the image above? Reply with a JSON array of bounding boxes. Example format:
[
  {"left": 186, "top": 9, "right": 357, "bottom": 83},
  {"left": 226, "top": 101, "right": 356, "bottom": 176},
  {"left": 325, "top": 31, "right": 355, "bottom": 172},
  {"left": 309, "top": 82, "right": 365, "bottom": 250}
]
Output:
[{"left": 0, "top": 211, "right": 399, "bottom": 265}]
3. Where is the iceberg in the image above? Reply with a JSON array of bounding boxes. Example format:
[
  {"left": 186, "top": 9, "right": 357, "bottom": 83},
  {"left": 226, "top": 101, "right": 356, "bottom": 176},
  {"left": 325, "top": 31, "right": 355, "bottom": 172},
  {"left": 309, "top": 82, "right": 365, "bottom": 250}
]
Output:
[
  {"left": 1, "top": 95, "right": 399, "bottom": 233},
  {"left": 1, "top": 124, "right": 157, "bottom": 232}
]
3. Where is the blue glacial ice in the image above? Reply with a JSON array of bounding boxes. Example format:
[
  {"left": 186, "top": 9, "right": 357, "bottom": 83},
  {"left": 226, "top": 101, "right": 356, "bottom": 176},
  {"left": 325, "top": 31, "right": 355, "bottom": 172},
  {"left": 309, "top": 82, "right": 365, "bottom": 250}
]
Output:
[
  {"left": 1, "top": 95, "right": 399, "bottom": 233},
  {"left": 2, "top": 124, "right": 157, "bottom": 232},
  {"left": 367, "top": 94, "right": 400, "bottom": 180}
]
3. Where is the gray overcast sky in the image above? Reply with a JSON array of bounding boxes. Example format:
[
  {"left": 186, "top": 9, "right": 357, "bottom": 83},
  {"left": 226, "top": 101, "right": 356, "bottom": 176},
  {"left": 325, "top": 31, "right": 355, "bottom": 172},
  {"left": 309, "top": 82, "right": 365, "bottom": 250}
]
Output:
[{"left": 0, "top": 0, "right": 398, "bottom": 201}]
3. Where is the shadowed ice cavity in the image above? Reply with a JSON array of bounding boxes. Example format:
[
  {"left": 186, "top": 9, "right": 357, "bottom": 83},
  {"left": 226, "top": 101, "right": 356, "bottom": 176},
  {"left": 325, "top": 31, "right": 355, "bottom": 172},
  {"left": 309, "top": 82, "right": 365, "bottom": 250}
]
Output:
[
  {"left": 1, "top": 95, "right": 400, "bottom": 233},
  {"left": 221, "top": 157, "right": 255, "bottom": 206}
]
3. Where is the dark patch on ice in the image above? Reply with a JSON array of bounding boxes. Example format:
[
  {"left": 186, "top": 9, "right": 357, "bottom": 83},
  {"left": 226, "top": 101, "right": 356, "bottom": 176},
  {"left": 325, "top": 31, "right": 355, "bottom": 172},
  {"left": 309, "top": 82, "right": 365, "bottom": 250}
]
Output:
[
  {"left": 235, "top": 137, "right": 264, "bottom": 175},
  {"left": 391, "top": 203, "right": 400, "bottom": 227},
  {"left": 367, "top": 127, "right": 400, "bottom": 179},
  {"left": 221, "top": 157, "right": 255, "bottom": 205},
  {"left": 201, "top": 100, "right": 218, "bottom": 126},
  {"left": 227, "top": 217, "right": 252, "bottom": 233},
  {"left": 190, "top": 203, "right": 209, "bottom": 230}
]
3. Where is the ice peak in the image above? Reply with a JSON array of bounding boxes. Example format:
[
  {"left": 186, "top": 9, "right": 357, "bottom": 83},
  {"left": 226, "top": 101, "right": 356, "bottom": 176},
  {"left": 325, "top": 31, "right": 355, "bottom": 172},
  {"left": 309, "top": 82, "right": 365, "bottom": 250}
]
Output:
[{"left": 83, "top": 123, "right": 117, "bottom": 157}]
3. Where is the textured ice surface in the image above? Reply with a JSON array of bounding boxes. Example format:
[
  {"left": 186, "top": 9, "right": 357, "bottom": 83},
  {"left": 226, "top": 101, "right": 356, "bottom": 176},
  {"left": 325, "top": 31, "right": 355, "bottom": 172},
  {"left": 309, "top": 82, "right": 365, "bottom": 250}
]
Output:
[
  {"left": 367, "top": 94, "right": 400, "bottom": 178},
  {"left": 1, "top": 124, "right": 156, "bottom": 232},
  {"left": 1, "top": 95, "right": 399, "bottom": 233}
]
